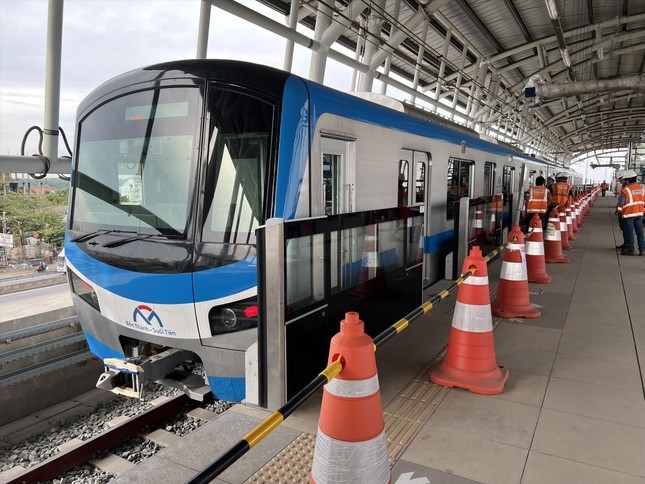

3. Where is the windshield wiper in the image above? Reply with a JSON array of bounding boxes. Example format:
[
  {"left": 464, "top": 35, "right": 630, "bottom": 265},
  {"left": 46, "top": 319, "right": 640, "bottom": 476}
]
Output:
[
  {"left": 70, "top": 229, "right": 136, "bottom": 243},
  {"left": 102, "top": 234, "right": 155, "bottom": 248}
]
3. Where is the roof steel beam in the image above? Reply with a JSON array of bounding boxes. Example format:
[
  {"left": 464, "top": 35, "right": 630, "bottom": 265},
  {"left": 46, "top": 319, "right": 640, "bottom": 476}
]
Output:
[
  {"left": 488, "top": 13, "right": 645, "bottom": 64},
  {"left": 367, "top": 0, "right": 451, "bottom": 71}
]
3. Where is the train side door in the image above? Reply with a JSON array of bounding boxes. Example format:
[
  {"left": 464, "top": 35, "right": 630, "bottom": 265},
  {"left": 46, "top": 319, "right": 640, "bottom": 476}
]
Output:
[{"left": 400, "top": 149, "right": 428, "bottom": 297}]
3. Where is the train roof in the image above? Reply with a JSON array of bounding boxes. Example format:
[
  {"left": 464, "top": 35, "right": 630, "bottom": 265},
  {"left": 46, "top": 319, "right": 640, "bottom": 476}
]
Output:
[{"left": 77, "top": 59, "right": 565, "bottom": 169}]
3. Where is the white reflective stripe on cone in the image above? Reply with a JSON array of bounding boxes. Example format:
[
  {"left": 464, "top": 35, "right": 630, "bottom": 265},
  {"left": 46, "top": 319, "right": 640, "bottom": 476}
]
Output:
[
  {"left": 473, "top": 219, "right": 483, "bottom": 228},
  {"left": 500, "top": 260, "right": 526, "bottom": 281},
  {"left": 545, "top": 223, "right": 561, "bottom": 240},
  {"left": 324, "top": 374, "right": 380, "bottom": 398},
  {"left": 530, "top": 227, "right": 543, "bottom": 233},
  {"left": 508, "top": 243, "right": 527, "bottom": 271},
  {"left": 452, "top": 301, "right": 493, "bottom": 332},
  {"left": 526, "top": 240, "right": 545, "bottom": 255},
  {"left": 463, "top": 275, "right": 489, "bottom": 286},
  {"left": 311, "top": 429, "right": 390, "bottom": 484}
]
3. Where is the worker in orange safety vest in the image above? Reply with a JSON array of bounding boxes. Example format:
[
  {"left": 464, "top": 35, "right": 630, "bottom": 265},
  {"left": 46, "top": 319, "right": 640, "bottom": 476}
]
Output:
[
  {"left": 523, "top": 176, "right": 551, "bottom": 230},
  {"left": 549, "top": 173, "right": 572, "bottom": 210},
  {"left": 616, "top": 169, "right": 645, "bottom": 256}
]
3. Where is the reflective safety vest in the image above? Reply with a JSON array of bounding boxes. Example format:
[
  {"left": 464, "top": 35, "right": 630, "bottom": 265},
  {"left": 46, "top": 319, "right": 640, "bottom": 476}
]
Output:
[
  {"left": 601, "top": 183, "right": 608, "bottom": 189},
  {"left": 526, "top": 186, "right": 549, "bottom": 213},
  {"left": 551, "top": 181, "right": 571, "bottom": 206},
  {"left": 619, "top": 183, "right": 645, "bottom": 218}
]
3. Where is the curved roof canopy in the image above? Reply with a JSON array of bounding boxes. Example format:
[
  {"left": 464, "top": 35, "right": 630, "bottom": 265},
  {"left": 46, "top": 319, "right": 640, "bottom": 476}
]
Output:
[{"left": 251, "top": 0, "right": 645, "bottom": 165}]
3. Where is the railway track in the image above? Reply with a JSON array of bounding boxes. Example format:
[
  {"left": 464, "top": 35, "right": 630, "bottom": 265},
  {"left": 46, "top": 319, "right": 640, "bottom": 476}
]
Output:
[{"left": 4, "top": 393, "right": 223, "bottom": 483}]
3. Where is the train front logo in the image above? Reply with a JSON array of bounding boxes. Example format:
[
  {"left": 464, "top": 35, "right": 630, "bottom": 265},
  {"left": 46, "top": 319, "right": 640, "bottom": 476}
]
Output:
[{"left": 133, "top": 305, "right": 164, "bottom": 328}]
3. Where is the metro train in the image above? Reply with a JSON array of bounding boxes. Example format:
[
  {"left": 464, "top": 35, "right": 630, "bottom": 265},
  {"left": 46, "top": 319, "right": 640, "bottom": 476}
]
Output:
[{"left": 65, "top": 60, "right": 581, "bottom": 403}]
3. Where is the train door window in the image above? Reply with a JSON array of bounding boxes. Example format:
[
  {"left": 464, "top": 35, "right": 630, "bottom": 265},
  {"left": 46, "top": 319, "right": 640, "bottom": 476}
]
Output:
[
  {"left": 502, "top": 165, "right": 515, "bottom": 198},
  {"left": 323, "top": 154, "right": 340, "bottom": 215},
  {"left": 528, "top": 170, "right": 536, "bottom": 187},
  {"left": 447, "top": 157, "right": 473, "bottom": 219},
  {"left": 398, "top": 158, "right": 410, "bottom": 207},
  {"left": 414, "top": 154, "right": 427, "bottom": 205},
  {"left": 484, "top": 162, "right": 496, "bottom": 196},
  {"left": 322, "top": 137, "right": 355, "bottom": 215}
]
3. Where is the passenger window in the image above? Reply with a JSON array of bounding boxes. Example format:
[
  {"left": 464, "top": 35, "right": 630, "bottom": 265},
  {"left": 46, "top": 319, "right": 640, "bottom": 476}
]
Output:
[
  {"left": 447, "top": 157, "right": 473, "bottom": 220},
  {"left": 398, "top": 159, "right": 409, "bottom": 207},
  {"left": 484, "top": 162, "right": 495, "bottom": 196}
]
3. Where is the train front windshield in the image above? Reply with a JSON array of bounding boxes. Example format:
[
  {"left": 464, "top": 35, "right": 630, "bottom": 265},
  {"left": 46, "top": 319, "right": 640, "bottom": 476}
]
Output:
[
  {"left": 72, "top": 84, "right": 275, "bottom": 247},
  {"left": 72, "top": 87, "right": 201, "bottom": 237}
]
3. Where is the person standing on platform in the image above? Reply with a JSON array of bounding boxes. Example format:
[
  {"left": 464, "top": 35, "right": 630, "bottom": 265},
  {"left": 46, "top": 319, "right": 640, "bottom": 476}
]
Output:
[
  {"left": 601, "top": 180, "right": 608, "bottom": 196},
  {"left": 524, "top": 176, "right": 551, "bottom": 230},
  {"left": 546, "top": 176, "right": 555, "bottom": 193},
  {"left": 616, "top": 170, "right": 645, "bottom": 256},
  {"left": 549, "top": 173, "right": 572, "bottom": 212},
  {"left": 615, "top": 171, "right": 627, "bottom": 250}
]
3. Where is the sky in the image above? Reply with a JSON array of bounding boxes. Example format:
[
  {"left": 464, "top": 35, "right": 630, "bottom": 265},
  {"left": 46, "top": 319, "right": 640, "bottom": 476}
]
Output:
[
  {"left": 0, "top": 0, "right": 614, "bottom": 182},
  {"left": 0, "top": 0, "right": 358, "bottom": 158}
]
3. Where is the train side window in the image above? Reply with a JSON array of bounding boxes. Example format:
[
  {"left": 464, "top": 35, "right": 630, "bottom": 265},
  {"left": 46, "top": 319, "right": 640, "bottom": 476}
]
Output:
[
  {"left": 528, "top": 170, "right": 536, "bottom": 187},
  {"left": 447, "top": 157, "right": 473, "bottom": 220},
  {"left": 484, "top": 162, "right": 496, "bottom": 196},
  {"left": 502, "top": 165, "right": 514, "bottom": 198},
  {"left": 398, "top": 159, "right": 409, "bottom": 207}
]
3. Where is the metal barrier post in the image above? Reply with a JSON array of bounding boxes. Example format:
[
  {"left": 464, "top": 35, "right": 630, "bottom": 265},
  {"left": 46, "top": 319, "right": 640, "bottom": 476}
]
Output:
[{"left": 262, "top": 218, "right": 287, "bottom": 410}]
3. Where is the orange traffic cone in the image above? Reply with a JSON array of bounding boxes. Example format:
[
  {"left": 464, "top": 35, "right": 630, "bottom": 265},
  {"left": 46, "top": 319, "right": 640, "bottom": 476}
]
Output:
[
  {"left": 558, "top": 208, "right": 572, "bottom": 250},
  {"left": 544, "top": 209, "right": 570, "bottom": 263},
  {"left": 565, "top": 202, "right": 576, "bottom": 240},
  {"left": 526, "top": 215, "right": 551, "bottom": 284},
  {"left": 430, "top": 246, "right": 509, "bottom": 395},
  {"left": 470, "top": 204, "right": 488, "bottom": 246},
  {"left": 492, "top": 248, "right": 541, "bottom": 319},
  {"left": 508, "top": 224, "right": 526, "bottom": 272},
  {"left": 311, "top": 312, "right": 390, "bottom": 483}
]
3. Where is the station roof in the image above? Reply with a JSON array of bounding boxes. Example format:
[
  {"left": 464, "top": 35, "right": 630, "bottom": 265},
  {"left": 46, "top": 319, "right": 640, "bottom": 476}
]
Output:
[{"left": 256, "top": 0, "right": 645, "bottom": 164}]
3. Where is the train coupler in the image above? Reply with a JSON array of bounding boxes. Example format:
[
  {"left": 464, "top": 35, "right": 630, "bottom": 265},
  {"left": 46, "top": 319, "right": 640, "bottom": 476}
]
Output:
[{"left": 96, "top": 348, "right": 196, "bottom": 399}]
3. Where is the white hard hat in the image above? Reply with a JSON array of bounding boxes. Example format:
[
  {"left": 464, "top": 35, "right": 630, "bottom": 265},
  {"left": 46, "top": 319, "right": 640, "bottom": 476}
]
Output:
[
  {"left": 622, "top": 169, "right": 637, "bottom": 178},
  {"left": 556, "top": 172, "right": 567, "bottom": 178},
  {"left": 616, "top": 170, "right": 625, "bottom": 179}
]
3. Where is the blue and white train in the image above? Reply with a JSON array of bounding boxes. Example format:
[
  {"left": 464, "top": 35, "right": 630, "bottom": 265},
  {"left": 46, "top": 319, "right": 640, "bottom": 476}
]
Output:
[{"left": 65, "top": 60, "right": 580, "bottom": 403}]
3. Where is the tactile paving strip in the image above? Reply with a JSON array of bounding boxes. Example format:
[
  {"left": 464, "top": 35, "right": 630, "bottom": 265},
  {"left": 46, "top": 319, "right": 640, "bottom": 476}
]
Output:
[{"left": 245, "top": 433, "right": 315, "bottom": 482}]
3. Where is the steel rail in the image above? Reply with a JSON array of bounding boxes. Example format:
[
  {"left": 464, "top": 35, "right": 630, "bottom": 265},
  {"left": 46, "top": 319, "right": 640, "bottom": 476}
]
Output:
[{"left": 7, "top": 394, "right": 194, "bottom": 484}]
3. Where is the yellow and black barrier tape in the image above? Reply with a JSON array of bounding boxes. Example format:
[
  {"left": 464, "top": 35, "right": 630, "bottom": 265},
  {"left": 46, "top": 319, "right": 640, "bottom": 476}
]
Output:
[{"left": 188, "top": 355, "right": 344, "bottom": 484}]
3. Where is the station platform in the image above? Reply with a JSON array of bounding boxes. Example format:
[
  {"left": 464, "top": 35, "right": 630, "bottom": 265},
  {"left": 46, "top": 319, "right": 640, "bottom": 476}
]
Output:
[{"left": 115, "top": 194, "right": 645, "bottom": 484}]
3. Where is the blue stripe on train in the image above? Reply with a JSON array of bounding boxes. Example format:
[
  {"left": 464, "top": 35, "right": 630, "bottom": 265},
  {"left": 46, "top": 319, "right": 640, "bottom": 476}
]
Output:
[
  {"left": 83, "top": 330, "right": 125, "bottom": 360},
  {"left": 65, "top": 235, "right": 255, "bottom": 304},
  {"left": 207, "top": 376, "right": 245, "bottom": 402},
  {"left": 425, "top": 230, "right": 454, "bottom": 253}
]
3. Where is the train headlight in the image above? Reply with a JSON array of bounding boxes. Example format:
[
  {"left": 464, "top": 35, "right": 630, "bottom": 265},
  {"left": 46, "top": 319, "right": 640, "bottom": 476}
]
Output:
[
  {"left": 208, "top": 297, "right": 258, "bottom": 336},
  {"left": 220, "top": 308, "right": 237, "bottom": 328},
  {"left": 69, "top": 269, "right": 101, "bottom": 312}
]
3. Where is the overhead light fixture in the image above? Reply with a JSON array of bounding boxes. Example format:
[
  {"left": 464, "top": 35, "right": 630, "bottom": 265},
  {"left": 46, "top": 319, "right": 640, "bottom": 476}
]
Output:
[{"left": 545, "top": 0, "right": 558, "bottom": 20}]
